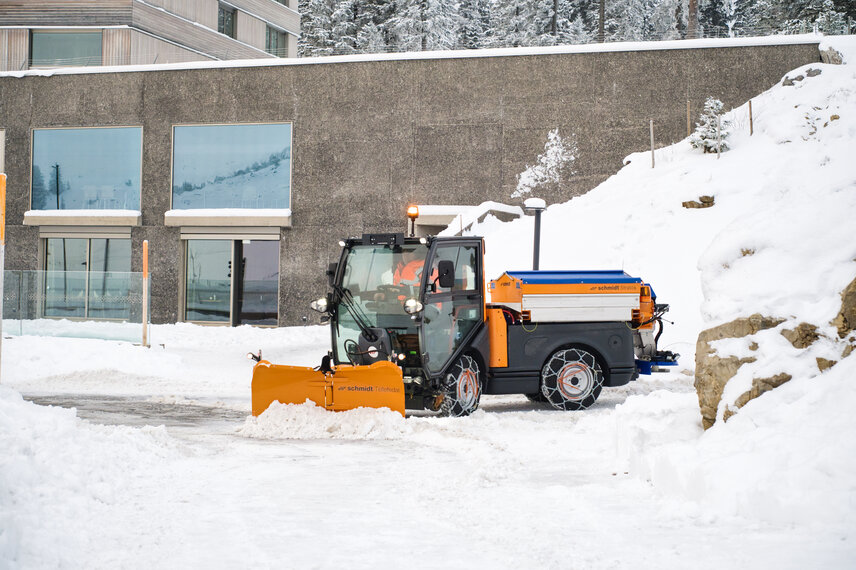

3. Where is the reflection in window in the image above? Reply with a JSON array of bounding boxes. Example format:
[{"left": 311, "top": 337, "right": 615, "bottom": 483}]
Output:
[
  {"left": 32, "top": 128, "right": 142, "bottom": 211},
  {"left": 172, "top": 123, "right": 291, "bottom": 209},
  {"left": 218, "top": 4, "right": 236, "bottom": 38},
  {"left": 185, "top": 239, "right": 279, "bottom": 325},
  {"left": 44, "top": 238, "right": 132, "bottom": 319},
  {"left": 266, "top": 27, "right": 288, "bottom": 57},
  {"left": 30, "top": 31, "right": 102, "bottom": 68},
  {"left": 186, "top": 240, "right": 231, "bottom": 322}
]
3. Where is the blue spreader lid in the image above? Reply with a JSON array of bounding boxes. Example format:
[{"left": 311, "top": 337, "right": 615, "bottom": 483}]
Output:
[{"left": 504, "top": 270, "right": 642, "bottom": 285}]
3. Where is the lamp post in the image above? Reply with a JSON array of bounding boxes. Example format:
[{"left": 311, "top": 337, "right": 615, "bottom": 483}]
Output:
[{"left": 523, "top": 198, "right": 546, "bottom": 271}]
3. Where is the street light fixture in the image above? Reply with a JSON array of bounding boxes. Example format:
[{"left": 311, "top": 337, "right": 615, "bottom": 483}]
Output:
[{"left": 523, "top": 197, "right": 546, "bottom": 270}]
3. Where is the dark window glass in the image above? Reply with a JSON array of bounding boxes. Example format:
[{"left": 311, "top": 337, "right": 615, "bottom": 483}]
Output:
[
  {"left": 266, "top": 26, "right": 288, "bottom": 57},
  {"left": 30, "top": 31, "right": 102, "bottom": 68},
  {"left": 186, "top": 240, "right": 231, "bottom": 322},
  {"left": 271, "top": 0, "right": 288, "bottom": 7},
  {"left": 32, "top": 127, "right": 142, "bottom": 211},
  {"left": 172, "top": 123, "right": 291, "bottom": 209},
  {"left": 218, "top": 5, "right": 236, "bottom": 38},
  {"left": 44, "top": 237, "right": 132, "bottom": 319},
  {"left": 238, "top": 240, "right": 279, "bottom": 326},
  {"left": 185, "top": 239, "right": 279, "bottom": 325}
]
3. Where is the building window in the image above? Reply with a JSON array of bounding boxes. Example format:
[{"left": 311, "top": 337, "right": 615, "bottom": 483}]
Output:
[
  {"left": 44, "top": 237, "right": 132, "bottom": 319},
  {"left": 265, "top": 26, "right": 288, "bottom": 57},
  {"left": 171, "top": 123, "right": 291, "bottom": 209},
  {"left": 271, "top": 0, "right": 289, "bottom": 7},
  {"left": 30, "top": 31, "right": 102, "bottom": 68},
  {"left": 218, "top": 4, "right": 237, "bottom": 38},
  {"left": 31, "top": 127, "right": 142, "bottom": 211},
  {"left": 185, "top": 239, "right": 279, "bottom": 325}
]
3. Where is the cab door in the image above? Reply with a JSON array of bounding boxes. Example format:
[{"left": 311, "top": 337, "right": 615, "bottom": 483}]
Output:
[{"left": 418, "top": 239, "right": 484, "bottom": 375}]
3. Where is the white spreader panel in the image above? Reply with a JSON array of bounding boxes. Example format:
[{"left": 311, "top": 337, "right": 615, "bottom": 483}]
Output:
[{"left": 521, "top": 293, "right": 639, "bottom": 322}]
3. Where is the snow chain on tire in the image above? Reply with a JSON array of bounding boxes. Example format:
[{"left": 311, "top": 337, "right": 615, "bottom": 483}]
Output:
[
  {"left": 439, "top": 354, "right": 481, "bottom": 417},
  {"left": 540, "top": 347, "right": 604, "bottom": 411}
]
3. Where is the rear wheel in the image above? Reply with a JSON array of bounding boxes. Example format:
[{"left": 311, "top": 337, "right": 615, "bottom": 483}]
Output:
[
  {"left": 541, "top": 347, "right": 604, "bottom": 411},
  {"left": 438, "top": 354, "right": 481, "bottom": 417}
]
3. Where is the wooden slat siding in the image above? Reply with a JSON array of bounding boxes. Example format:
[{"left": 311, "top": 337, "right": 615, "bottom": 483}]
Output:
[
  {"left": 0, "top": 1, "right": 133, "bottom": 26},
  {"left": 236, "top": 11, "right": 265, "bottom": 51},
  {"left": 231, "top": 0, "right": 298, "bottom": 34},
  {"left": 0, "top": 28, "right": 28, "bottom": 71},
  {"left": 144, "top": 0, "right": 216, "bottom": 30},
  {"left": 102, "top": 27, "right": 130, "bottom": 65},
  {"left": 129, "top": 29, "right": 213, "bottom": 64},
  {"left": 131, "top": 0, "right": 273, "bottom": 59}
]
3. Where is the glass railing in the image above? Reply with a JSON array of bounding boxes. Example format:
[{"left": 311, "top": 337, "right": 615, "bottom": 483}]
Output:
[{"left": 2, "top": 270, "right": 150, "bottom": 344}]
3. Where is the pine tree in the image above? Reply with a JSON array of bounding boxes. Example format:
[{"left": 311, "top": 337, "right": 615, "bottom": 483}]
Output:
[
  {"left": 299, "top": 0, "right": 335, "bottom": 56},
  {"left": 689, "top": 97, "right": 731, "bottom": 153},
  {"left": 512, "top": 129, "right": 577, "bottom": 199},
  {"left": 458, "top": 0, "right": 489, "bottom": 48},
  {"left": 605, "top": 0, "right": 647, "bottom": 41},
  {"left": 331, "top": 0, "right": 358, "bottom": 54},
  {"left": 699, "top": 0, "right": 729, "bottom": 36}
]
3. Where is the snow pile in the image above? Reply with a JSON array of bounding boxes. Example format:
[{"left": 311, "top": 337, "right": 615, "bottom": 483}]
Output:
[
  {"left": 3, "top": 323, "right": 330, "bottom": 401},
  {"left": 239, "top": 400, "right": 413, "bottom": 440},
  {"left": 0, "top": 386, "right": 181, "bottom": 566},
  {"left": 614, "top": 353, "right": 856, "bottom": 527},
  {"left": 465, "top": 35, "right": 856, "bottom": 526}
]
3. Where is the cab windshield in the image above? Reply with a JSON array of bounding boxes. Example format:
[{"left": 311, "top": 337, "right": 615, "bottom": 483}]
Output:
[{"left": 332, "top": 243, "right": 428, "bottom": 363}]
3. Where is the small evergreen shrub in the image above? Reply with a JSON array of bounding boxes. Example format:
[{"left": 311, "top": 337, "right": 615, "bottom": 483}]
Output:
[{"left": 690, "top": 97, "right": 732, "bottom": 154}]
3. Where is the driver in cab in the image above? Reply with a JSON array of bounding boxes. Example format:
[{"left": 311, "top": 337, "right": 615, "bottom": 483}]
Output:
[{"left": 375, "top": 248, "right": 424, "bottom": 302}]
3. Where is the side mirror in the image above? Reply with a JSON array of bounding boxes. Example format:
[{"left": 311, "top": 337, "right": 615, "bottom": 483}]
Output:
[
  {"left": 326, "top": 263, "right": 338, "bottom": 287},
  {"left": 437, "top": 260, "right": 455, "bottom": 289}
]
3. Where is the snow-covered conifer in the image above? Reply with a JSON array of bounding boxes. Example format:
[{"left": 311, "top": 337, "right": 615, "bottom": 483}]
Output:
[
  {"left": 690, "top": 97, "right": 731, "bottom": 153},
  {"left": 512, "top": 129, "right": 577, "bottom": 199}
]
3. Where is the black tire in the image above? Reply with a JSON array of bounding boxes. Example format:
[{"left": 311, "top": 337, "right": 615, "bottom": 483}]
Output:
[
  {"left": 540, "top": 347, "right": 604, "bottom": 411},
  {"left": 438, "top": 354, "right": 482, "bottom": 417}
]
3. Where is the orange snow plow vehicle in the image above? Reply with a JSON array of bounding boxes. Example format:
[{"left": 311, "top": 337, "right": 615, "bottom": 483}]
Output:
[{"left": 249, "top": 232, "right": 676, "bottom": 417}]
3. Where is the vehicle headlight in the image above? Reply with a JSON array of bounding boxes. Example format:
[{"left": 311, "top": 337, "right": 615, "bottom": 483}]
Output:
[
  {"left": 403, "top": 298, "right": 423, "bottom": 315},
  {"left": 310, "top": 297, "right": 329, "bottom": 313}
]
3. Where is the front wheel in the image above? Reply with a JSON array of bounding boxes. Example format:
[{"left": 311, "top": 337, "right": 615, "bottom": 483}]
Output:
[
  {"left": 438, "top": 354, "right": 481, "bottom": 417},
  {"left": 540, "top": 347, "right": 604, "bottom": 411}
]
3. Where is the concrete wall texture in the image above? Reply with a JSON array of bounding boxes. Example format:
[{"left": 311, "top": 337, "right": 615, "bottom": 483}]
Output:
[{"left": 0, "top": 41, "right": 821, "bottom": 325}]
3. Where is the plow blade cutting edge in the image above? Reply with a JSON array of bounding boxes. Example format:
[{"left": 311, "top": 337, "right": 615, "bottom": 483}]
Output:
[{"left": 251, "top": 360, "right": 406, "bottom": 416}]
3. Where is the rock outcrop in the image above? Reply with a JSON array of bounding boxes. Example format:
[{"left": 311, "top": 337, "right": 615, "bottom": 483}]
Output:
[
  {"left": 695, "top": 276, "right": 856, "bottom": 429},
  {"left": 694, "top": 314, "right": 783, "bottom": 429},
  {"left": 832, "top": 276, "right": 856, "bottom": 339}
]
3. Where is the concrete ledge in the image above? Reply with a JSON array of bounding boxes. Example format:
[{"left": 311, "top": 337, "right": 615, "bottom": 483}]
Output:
[
  {"left": 164, "top": 209, "right": 292, "bottom": 227},
  {"left": 23, "top": 209, "right": 142, "bottom": 226}
]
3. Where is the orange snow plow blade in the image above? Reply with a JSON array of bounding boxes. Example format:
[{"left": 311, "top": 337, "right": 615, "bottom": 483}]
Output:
[{"left": 251, "top": 360, "right": 405, "bottom": 417}]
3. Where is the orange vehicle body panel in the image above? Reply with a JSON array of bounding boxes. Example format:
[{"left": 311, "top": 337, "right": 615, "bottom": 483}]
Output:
[
  {"left": 251, "top": 360, "right": 405, "bottom": 416},
  {"left": 486, "top": 308, "right": 509, "bottom": 368}
]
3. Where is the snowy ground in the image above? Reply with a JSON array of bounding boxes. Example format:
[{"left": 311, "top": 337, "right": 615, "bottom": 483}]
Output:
[{"left": 2, "top": 36, "right": 856, "bottom": 568}]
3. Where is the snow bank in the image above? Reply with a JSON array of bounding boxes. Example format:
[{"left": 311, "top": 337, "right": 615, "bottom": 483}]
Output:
[
  {"left": 0, "top": 386, "right": 181, "bottom": 566},
  {"left": 614, "top": 353, "right": 856, "bottom": 527},
  {"left": 2, "top": 323, "right": 330, "bottom": 401}
]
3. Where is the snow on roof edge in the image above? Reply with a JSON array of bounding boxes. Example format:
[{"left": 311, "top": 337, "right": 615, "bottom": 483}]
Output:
[{"left": 0, "top": 34, "right": 824, "bottom": 79}]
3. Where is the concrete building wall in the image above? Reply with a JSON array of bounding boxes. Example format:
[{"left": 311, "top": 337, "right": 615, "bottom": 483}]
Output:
[{"left": 0, "top": 42, "right": 821, "bottom": 325}]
